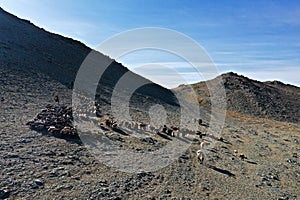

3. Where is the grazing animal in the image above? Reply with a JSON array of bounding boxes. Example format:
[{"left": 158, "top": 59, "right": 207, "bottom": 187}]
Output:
[
  {"left": 171, "top": 126, "right": 179, "bottom": 131},
  {"left": 198, "top": 119, "right": 202, "bottom": 125},
  {"left": 167, "top": 129, "right": 174, "bottom": 137},
  {"left": 138, "top": 123, "right": 147, "bottom": 130},
  {"left": 233, "top": 149, "right": 238, "bottom": 156},
  {"left": 119, "top": 121, "right": 125, "bottom": 127},
  {"left": 127, "top": 121, "right": 134, "bottom": 129},
  {"left": 196, "top": 141, "right": 210, "bottom": 164},
  {"left": 162, "top": 125, "right": 168, "bottom": 134},
  {"left": 207, "top": 133, "right": 218, "bottom": 140},
  {"left": 112, "top": 124, "right": 117, "bottom": 128},
  {"left": 78, "top": 113, "right": 87, "bottom": 120},
  {"left": 200, "top": 141, "right": 210, "bottom": 149},
  {"left": 133, "top": 122, "right": 139, "bottom": 130},
  {"left": 122, "top": 121, "right": 129, "bottom": 128},
  {"left": 197, "top": 150, "right": 205, "bottom": 164},
  {"left": 147, "top": 124, "right": 151, "bottom": 132},
  {"left": 104, "top": 119, "right": 112, "bottom": 127},
  {"left": 161, "top": 125, "right": 175, "bottom": 137},
  {"left": 102, "top": 118, "right": 118, "bottom": 128},
  {"left": 153, "top": 126, "right": 161, "bottom": 134},
  {"left": 48, "top": 126, "right": 60, "bottom": 133},
  {"left": 95, "top": 109, "right": 102, "bottom": 117},
  {"left": 61, "top": 126, "right": 77, "bottom": 135},
  {"left": 173, "top": 129, "right": 180, "bottom": 137},
  {"left": 171, "top": 126, "right": 179, "bottom": 136},
  {"left": 61, "top": 126, "right": 71, "bottom": 134},
  {"left": 196, "top": 131, "right": 206, "bottom": 138},
  {"left": 239, "top": 153, "right": 246, "bottom": 160}
]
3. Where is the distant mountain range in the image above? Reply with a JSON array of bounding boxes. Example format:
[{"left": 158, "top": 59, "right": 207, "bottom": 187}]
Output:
[{"left": 1, "top": 7, "right": 299, "bottom": 123}]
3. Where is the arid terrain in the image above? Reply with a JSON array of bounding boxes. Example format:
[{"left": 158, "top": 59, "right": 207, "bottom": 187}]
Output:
[{"left": 0, "top": 7, "right": 299, "bottom": 200}]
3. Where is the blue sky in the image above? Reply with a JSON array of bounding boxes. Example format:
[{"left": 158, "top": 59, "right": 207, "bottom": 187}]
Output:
[{"left": 1, "top": 0, "right": 300, "bottom": 88}]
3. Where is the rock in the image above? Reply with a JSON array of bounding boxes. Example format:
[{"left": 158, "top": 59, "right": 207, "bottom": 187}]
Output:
[
  {"left": 278, "top": 197, "right": 289, "bottom": 200},
  {"left": 266, "top": 182, "right": 272, "bottom": 187},
  {"left": 287, "top": 159, "right": 297, "bottom": 164},
  {"left": 109, "top": 134, "right": 125, "bottom": 142},
  {"left": 270, "top": 175, "right": 279, "bottom": 181},
  {"left": 26, "top": 104, "right": 78, "bottom": 137},
  {"left": 179, "top": 154, "right": 189, "bottom": 160},
  {"left": 0, "top": 189, "right": 10, "bottom": 199},
  {"left": 31, "top": 179, "right": 44, "bottom": 189},
  {"left": 20, "top": 138, "right": 31, "bottom": 144},
  {"left": 192, "top": 138, "right": 200, "bottom": 144},
  {"left": 141, "top": 137, "right": 156, "bottom": 144},
  {"left": 4, "top": 154, "right": 18, "bottom": 159},
  {"left": 248, "top": 129, "right": 258, "bottom": 135},
  {"left": 34, "top": 179, "right": 44, "bottom": 186}
]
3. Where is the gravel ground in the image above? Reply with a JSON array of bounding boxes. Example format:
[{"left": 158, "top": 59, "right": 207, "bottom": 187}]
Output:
[{"left": 1, "top": 67, "right": 299, "bottom": 200}]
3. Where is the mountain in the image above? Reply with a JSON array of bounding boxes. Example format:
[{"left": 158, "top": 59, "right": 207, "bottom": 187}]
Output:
[
  {"left": 175, "top": 72, "right": 300, "bottom": 123},
  {"left": 0, "top": 7, "right": 178, "bottom": 113},
  {"left": 1, "top": 8, "right": 300, "bottom": 199},
  {"left": 3, "top": 6, "right": 298, "bottom": 124}
]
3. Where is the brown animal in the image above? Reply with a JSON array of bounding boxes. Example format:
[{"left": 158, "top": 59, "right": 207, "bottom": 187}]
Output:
[
  {"left": 239, "top": 153, "right": 246, "bottom": 160},
  {"left": 61, "top": 126, "right": 71, "bottom": 134},
  {"left": 138, "top": 123, "right": 147, "bottom": 130},
  {"left": 292, "top": 152, "right": 298, "bottom": 158},
  {"left": 104, "top": 118, "right": 117, "bottom": 128},
  {"left": 48, "top": 126, "right": 60, "bottom": 133}
]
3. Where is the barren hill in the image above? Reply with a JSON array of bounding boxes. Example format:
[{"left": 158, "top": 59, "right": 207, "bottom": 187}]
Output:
[
  {"left": 1, "top": 7, "right": 299, "bottom": 200},
  {"left": 176, "top": 72, "right": 300, "bottom": 123},
  {"left": 0, "top": 7, "right": 178, "bottom": 112}
]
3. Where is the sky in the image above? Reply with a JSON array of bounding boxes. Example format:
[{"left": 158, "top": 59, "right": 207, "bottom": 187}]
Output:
[{"left": 1, "top": 0, "right": 300, "bottom": 88}]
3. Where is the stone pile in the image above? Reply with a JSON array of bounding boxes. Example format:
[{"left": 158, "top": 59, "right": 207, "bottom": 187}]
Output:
[{"left": 26, "top": 104, "right": 78, "bottom": 137}]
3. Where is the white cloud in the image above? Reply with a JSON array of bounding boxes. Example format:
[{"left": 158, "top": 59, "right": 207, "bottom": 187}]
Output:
[{"left": 129, "top": 61, "right": 300, "bottom": 88}]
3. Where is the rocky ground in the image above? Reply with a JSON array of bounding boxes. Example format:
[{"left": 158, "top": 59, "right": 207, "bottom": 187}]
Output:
[
  {"left": 1, "top": 67, "right": 299, "bottom": 200},
  {"left": 1, "top": 6, "right": 299, "bottom": 200}
]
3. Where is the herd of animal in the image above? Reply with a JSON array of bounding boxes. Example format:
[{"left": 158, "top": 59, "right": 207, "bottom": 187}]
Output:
[
  {"left": 66, "top": 94, "right": 249, "bottom": 164},
  {"left": 97, "top": 116, "right": 236, "bottom": 164}
]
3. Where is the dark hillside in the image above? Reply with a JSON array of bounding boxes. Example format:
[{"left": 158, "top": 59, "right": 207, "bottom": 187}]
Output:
[{"left": 175, "top": 72, "right": 300, "bottom": 123}]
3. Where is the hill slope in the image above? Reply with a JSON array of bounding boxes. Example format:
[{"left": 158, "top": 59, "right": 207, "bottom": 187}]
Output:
[
  {"left": 175, "top": 72, "right": 300, "bottom": 123},
  {"left": 0, "top": 7, "right": 178, "bottom": 111},
  {"left": 1, "top": 8, "right": 300, "bottom": 200}
]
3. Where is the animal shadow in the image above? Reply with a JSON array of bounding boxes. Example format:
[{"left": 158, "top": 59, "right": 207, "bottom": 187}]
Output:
[
  {"left": 112, "top": 127, "right": 130, "bottom": 136},
  {"left": 157, "top": 132, "right": 172, "bottom": 141},
  {"left": 245, "top": 160, "right": 258, "bottom": 165},
  {"left": 39, "top": 129, "right": 83, "bottom": 145},
  {"left": 207, "top": 165, "right": 235, "bottom": 177}
]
